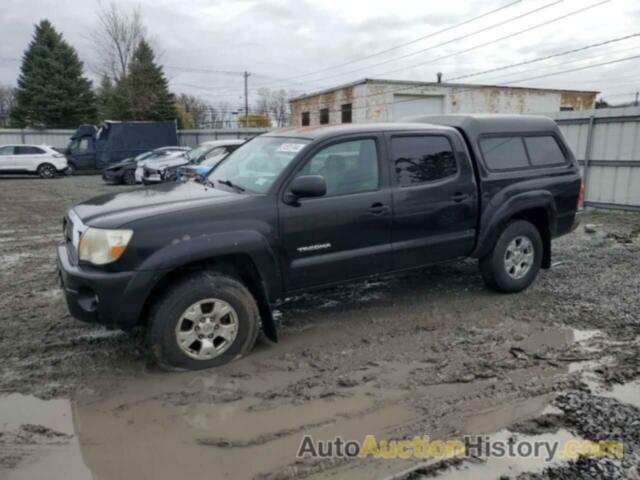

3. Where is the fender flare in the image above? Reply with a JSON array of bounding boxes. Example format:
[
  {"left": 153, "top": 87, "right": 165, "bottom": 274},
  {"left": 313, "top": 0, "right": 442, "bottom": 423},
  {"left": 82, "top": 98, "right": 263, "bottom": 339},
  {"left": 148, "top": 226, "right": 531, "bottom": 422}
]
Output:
[
  {"left": 472, "top": 190, "right": 558, "bottom": 260},
  {"left": 136, "top": 230, "right": 281, "bottom": 341}
]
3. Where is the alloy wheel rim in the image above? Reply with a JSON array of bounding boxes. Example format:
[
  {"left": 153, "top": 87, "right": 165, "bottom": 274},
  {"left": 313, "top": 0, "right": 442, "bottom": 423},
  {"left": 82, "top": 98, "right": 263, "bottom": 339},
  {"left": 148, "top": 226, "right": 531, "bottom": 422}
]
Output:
[
  {"left": 504, "top": 236, "right": 534, "bottom": 279},
  {"left": 175, "top": 298, "right": 239, "bottom": 360}
]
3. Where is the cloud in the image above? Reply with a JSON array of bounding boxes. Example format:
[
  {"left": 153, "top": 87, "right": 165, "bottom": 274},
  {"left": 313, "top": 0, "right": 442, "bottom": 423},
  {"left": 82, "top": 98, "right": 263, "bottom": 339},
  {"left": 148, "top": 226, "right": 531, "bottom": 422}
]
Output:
[{"left": 0, "top": 0, "right": 638, "bottom": 104}]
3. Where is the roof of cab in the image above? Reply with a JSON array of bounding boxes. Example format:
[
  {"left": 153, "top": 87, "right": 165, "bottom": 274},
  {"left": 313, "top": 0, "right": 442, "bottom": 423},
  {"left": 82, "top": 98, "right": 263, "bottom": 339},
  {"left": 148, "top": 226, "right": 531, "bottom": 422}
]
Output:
[
  {"left": 264, "top": 122, "right": 455, "bottom": 141},
  {"left": 399, "top": 114, "right": 562, "bottom": 137}
]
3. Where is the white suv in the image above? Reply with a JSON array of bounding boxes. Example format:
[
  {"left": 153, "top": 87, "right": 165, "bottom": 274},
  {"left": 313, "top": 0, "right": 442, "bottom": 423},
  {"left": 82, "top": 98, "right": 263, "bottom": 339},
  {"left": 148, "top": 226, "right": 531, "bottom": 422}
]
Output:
[{"left": 0, "top": 144, "right": 68, "bottom": 178}]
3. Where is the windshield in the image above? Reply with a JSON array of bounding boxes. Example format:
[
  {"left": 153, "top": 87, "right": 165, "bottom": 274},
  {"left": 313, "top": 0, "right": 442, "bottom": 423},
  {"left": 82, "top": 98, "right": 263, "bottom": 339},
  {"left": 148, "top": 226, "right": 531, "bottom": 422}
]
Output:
[
  {"left": 208, "top": 137, "right": 310, "bottom": 193},
  {"left": 134, "top": 151, "right": 156, "bottom": 161},
  {"left": 185, "top": 145, "right": 210, "bottom": 161}
]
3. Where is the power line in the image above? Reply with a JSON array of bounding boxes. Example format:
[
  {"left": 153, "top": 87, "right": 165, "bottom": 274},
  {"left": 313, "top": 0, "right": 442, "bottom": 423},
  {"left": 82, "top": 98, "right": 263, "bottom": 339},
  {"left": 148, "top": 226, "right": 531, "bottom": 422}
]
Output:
[
  {"left": 494, "top": 53, "right": 640, "bottom": 86},
  {"left": 463, "top": 43, "right": 640, "bottom": 84},
  {"left": 276, "top": 0, "right": 567, "bottom": 87},
  {"left": 445, "top": 33, "right": 640, "bottom": 82},
  {"left": 364, "top": 0, "right": 610, "bottom": 82},
  {"left": 251, "top": 0, "right": 523, "bottom": 87}
]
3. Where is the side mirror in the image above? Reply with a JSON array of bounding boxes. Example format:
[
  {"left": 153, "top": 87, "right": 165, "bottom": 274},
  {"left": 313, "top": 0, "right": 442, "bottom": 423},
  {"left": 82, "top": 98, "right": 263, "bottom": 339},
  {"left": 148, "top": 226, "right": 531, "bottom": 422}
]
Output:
[{"left": 288, "top": 175, "right": 326, "bottom": 200}]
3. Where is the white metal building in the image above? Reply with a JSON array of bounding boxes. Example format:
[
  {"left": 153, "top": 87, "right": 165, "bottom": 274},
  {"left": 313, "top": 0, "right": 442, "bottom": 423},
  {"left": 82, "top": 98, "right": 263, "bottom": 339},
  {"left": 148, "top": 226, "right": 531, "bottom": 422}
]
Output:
[{"left": 289, "top": 78, "right": 598, "bottom": 127}]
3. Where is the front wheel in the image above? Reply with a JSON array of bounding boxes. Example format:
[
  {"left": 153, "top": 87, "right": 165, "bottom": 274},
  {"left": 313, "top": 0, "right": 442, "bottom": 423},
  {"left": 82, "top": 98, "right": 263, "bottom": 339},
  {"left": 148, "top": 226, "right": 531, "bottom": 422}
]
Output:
[
  {"left": 37, "top": 163, "right": 57, "bottom": 179},
  {"left": 123, "top": 169, "right": 136, "bottom": 185},
  {"left": 148, "top": 272, "right": 260, "bottom": 370},
  {"left": 479, "top": 220, "right": 543, "bottom": 293}
]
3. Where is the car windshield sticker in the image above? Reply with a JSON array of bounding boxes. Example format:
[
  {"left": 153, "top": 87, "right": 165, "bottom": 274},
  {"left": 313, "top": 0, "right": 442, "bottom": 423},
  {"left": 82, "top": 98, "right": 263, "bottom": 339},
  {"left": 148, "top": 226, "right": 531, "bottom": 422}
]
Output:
[{"left": 277, "top": 143, "right": 306, "bottom": 153}]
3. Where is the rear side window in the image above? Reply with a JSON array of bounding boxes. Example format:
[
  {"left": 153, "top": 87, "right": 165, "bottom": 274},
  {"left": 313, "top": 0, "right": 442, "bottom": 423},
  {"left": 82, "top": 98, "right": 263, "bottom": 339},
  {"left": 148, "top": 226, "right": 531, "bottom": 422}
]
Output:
[
  {"left": 391, "top": 136, "right": 457, "bottom": 187},
  {"left": 524, "top": 136, "right": 566, "bottom": 165},
  {"left": 480, "top": 137, "right": 529, "bottom": 170},
  {"left": 15, "top": 146, "right": 45, "bottom": 155},
  {"left": 0, "top": 146, "right": 15, "bottom": 156}
]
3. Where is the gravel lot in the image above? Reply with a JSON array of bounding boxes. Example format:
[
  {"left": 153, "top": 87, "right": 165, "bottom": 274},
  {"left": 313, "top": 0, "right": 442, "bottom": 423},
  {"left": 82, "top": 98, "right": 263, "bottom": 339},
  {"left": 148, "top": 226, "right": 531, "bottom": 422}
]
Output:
[{"left": 0, "top": 175, "right": 639, "bottom": 479}]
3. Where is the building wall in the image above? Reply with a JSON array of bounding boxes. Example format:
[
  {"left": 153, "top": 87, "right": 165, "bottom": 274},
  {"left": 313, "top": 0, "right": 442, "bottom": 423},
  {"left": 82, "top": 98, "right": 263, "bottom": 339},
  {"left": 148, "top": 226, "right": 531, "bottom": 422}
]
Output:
[{"left": 289, "top": 82, "right": 597, "bottom": 127}]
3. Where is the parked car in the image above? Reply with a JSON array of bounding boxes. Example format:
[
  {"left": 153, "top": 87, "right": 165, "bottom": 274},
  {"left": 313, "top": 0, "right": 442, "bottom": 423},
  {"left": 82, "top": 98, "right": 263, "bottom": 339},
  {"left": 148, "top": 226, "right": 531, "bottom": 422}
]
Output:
[
  {"left": 142, "top": 140, "right": 245, "bottom": 184},
  {"left": 177, "top": 140, "right": 245, "bottom": 182},
  {"left": 65, "top": 121, "right": 178, "bottom": 173},
  {"left": 57, "top": 115, "right": 583, "bottom": 370},
  {"left": 102, "top": 147, "right": 189, "bottom": 185},
  {"left": 0, "top": 144, "right": 68, "bottom": 178}
]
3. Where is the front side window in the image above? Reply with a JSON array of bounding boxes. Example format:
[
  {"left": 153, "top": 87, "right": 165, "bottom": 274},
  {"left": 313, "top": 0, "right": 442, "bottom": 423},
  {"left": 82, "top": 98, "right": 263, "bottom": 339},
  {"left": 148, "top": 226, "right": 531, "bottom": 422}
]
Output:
[
  {"left": 391, "top": 136, "right": 457, "bottom": 187},
  {"left": 296, "top": 139, "right": 379, "bottom": 196},
  {"left": 524, "top": 136, "right": 566, "bottom": 166},
  {"left": 70, "top": 137, "right": 90, "bottom": 154},
  {"left": 210, "top": 137, "right": 310, "bottom": 193},
  {"left": 480, "top": 137, "right": 529, "bottom": 171},
  {"left": 0, "top": 146, "right": 15, "bottom": 156}
]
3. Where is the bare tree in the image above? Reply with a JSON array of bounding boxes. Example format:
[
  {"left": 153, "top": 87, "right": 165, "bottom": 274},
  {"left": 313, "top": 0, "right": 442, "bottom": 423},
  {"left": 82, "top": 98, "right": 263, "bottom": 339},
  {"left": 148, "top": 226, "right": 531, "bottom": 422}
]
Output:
[
  {"left": 91, "top": 1, "right": 145, "bottom": 81},
  {"left": 0, "top": 85, "right": 16, "bottom": 126},
  {"left": 254, "top": 88, "right": 297, "bottom": 127},
  {"left": 177, "top": 93, "right": 210, "bottom": 128}
]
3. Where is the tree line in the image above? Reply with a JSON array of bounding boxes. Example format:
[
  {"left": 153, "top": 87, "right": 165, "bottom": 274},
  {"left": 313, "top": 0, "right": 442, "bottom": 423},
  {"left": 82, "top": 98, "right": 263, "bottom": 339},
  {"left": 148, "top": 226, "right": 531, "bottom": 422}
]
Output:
[{"left": 1, "top": 2, "right": 296, "bottom": 130}]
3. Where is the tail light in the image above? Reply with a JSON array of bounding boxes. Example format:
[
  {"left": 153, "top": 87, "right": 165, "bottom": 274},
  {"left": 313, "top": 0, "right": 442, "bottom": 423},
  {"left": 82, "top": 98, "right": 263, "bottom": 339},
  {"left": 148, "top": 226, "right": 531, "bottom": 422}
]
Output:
[{"left": 577, "top": 182, "right": 585, "bottom": 210}]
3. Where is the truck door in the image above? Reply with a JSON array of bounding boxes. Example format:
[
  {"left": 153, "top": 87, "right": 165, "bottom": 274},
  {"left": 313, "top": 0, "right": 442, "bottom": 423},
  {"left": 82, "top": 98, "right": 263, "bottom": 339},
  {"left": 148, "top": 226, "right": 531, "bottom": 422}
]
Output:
[
  {"left": 279, "top": 136, "right": 393, "bottom": 291},
  {"left": 387, "top": 131, "right": 478, "bottom": 270},
  {"left": 68, "top": 136, "right": 95, "bottom": 170}
]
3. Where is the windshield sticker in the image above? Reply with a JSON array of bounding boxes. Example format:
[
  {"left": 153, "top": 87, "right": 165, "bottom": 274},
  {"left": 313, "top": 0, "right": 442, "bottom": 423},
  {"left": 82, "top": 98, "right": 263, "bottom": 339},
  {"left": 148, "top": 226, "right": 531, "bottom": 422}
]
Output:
[{"left": 277, "top": 143, "right": 306, "bottom": 153}]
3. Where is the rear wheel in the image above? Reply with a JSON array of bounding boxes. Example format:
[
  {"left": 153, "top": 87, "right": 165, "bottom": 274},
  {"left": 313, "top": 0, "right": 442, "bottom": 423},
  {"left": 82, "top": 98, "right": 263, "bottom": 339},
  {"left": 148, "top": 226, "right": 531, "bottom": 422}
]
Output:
[
  {"left": 123, "top": 169, "right": 136, "bottom": 185},
  {"left": 65, "top": 163, "right": 76, "bottom": 175},
  {"left": 37, "top": 163, "right": 56, "bottom": 179},
  {"left": 148, "top": 271, "right": 260, "bottom": 370},
  {"left": 479, "top": 220, "right": 542, "bottom": 293}
]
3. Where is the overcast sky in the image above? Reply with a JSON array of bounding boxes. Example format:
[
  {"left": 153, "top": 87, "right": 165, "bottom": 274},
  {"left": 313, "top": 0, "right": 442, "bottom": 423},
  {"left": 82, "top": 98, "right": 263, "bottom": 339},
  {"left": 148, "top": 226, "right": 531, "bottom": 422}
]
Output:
[{"left": 1, "top": 0, "right": 640, "bottom": 107}]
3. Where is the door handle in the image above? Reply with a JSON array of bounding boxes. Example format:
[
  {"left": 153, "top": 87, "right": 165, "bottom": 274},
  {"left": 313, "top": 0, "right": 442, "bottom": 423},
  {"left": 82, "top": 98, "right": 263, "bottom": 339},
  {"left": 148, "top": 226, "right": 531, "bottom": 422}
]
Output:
[
  {"left": 368, "top": 202, "right": 389, "bottom": 215},
  {"left": 452, "top": 192, "right": 470, "bottom": 203}
]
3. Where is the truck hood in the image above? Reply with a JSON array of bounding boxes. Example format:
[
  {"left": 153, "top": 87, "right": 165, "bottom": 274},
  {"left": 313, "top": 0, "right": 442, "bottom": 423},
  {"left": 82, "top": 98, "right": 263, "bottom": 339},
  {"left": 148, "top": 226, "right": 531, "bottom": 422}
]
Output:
[{"left": 72, "top": 181, "right": 242, "bottom": 228}]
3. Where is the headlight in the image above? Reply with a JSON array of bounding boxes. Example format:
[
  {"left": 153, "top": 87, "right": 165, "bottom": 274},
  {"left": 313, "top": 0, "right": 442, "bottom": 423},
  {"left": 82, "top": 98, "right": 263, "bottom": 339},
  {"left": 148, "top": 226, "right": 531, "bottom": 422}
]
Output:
[{"left": 79, "top": 228, "right": 133, "bottom": 265}]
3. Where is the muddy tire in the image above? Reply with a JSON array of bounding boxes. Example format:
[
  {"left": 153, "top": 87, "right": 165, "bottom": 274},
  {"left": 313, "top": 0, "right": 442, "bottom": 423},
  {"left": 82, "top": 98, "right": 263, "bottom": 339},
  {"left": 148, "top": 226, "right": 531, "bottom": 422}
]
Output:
[
  {"left": 123, "top": 169, "right": 136, "bottom": 185},
  {"left": 148, "top": 271, "right": 260, "bottom": 370},
  {"left": 479, "top": 220, "right": 542, "bottom": 293},
  {"left": 37, "top": 163, "right": 57, "bottom": 179}
]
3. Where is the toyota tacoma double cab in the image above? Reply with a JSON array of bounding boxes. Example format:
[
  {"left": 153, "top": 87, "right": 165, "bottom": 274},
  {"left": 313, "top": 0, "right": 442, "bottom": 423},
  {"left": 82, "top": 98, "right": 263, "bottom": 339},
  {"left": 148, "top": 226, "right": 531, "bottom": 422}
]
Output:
[{"left": 57, "top": 115, "right": 583, "bottom": 370}]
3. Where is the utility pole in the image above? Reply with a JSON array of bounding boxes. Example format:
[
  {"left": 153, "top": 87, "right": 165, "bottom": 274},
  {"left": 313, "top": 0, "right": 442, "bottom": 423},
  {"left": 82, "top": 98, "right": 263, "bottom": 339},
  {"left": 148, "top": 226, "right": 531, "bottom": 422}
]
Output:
[{"left": 244, "top": 71, "right": 250, "bottom": 128}]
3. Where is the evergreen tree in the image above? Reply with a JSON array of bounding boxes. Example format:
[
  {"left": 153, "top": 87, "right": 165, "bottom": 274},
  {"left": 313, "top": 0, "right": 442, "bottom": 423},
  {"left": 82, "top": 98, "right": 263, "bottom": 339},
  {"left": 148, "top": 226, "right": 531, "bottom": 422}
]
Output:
[
  {"left": 10, "top": 20, "right": 98, "bottom": 128},
  {"left": 122, "top": 40, "right": 178, "bottom": 122},
  {"left": 96, "top": 74, "right": 127, "bottom": 120}
]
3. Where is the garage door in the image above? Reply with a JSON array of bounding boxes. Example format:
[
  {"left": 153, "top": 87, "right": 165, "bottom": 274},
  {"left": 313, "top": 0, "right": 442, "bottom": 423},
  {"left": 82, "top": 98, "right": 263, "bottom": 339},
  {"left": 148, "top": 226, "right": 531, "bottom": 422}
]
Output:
[{"left": 391, "top": 94, "right": 444, "bottom": 121}]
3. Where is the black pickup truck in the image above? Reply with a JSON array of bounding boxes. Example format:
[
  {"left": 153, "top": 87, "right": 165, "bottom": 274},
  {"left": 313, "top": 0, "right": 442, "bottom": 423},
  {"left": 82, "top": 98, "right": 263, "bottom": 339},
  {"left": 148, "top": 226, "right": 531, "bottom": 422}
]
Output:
[{"left": 57, "top": 115, "right": 583, "bottom": 370}]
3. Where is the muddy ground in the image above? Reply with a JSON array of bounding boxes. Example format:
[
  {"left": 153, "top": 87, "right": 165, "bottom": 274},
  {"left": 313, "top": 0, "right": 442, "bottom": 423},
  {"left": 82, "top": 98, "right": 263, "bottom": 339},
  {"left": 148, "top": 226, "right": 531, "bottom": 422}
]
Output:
[{"left": 0, "top": 175, "right": 639, "bottom": 479}]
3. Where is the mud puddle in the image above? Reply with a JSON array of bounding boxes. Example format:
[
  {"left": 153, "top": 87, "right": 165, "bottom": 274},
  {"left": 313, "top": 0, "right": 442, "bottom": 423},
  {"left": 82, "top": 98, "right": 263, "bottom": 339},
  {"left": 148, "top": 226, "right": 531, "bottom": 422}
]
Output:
[{"left": 0, "top": 393, "right": 91, "bottom": 480}]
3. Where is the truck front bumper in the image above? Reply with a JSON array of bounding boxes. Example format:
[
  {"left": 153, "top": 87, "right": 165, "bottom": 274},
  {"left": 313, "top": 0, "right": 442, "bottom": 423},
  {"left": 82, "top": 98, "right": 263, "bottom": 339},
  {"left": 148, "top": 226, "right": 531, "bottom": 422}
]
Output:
[
  {"left": 102, "top": 169, "right": 124, "bottom": 183},
  {"left": 56, "top": 242, "right": 160, "bottom": 330}
]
